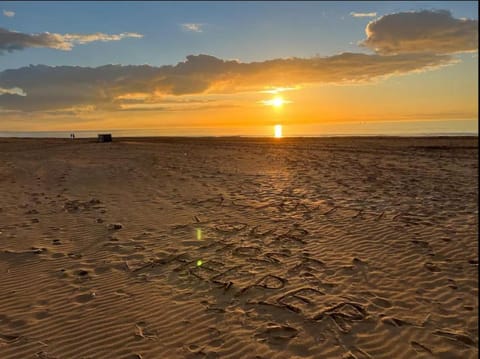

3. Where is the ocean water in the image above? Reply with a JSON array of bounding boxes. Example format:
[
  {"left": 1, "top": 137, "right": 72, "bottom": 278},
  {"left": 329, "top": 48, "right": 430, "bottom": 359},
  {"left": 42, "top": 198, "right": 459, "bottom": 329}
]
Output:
[{"left": 0, "top": 119, "right": 477, "bottom": 138}]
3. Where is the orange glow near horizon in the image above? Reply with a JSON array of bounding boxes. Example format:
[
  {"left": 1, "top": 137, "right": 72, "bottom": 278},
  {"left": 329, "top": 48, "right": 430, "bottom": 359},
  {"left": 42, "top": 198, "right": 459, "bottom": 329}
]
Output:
[{"left": 0, "top": 62, "right": 477, "bottom": 135}]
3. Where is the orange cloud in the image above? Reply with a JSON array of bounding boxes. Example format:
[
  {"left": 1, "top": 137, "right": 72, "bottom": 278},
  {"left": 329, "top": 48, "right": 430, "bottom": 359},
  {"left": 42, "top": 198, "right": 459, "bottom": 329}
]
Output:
[{"left": 0, "top": 52, "right": 455, "bottom": 112}]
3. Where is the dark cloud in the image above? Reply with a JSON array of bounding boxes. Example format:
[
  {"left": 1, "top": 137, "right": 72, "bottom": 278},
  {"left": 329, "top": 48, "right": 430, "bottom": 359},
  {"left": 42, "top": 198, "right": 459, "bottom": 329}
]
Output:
[
  {"left": 361, "top": 10, "right": 478, "bottom": 55},
  {"left": 0, "top": 52, "right": 456, "bottom": 112},
  {"left": 1, "top": 10, "right": 473, "bottom": 113},
  {"left": 0, "top": 28, "right": 142, "bottom": 54}
]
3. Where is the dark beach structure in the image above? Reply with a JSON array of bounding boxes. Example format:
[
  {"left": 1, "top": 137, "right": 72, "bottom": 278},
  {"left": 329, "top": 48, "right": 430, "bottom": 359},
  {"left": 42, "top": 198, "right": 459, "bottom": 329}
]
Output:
[{"left": 97, "top": 134, "right": 112, "bottom": 142}]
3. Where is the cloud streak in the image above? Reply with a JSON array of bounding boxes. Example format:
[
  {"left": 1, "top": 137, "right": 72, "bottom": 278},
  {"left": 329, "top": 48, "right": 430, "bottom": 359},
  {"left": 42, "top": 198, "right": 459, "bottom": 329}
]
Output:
[
  {"left": 361, "top": 10, "right": 478, "bottom": 55},
  {"left": 181, "top": 23, "right": 203, "bottom": 32},
  {"left": 3, "top": 10, "right": 15, "bottom": 18},
  {"left": 0, "top": 87, "right": 26, "bottom": 96},
  {"left": 0, "top": 28, "right": 143, "bottom": 54},
  {"left": 350, "top": 12, "right": 377, "bottom": 18}
]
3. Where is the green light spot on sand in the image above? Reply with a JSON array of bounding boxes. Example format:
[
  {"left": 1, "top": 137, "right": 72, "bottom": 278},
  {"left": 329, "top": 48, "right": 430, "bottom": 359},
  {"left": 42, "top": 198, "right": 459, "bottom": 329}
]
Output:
[
  {"left": 196, "top": 260, "right": 203, "bottom": 267},
  {"left": 196, "top": 228, "right": 202, "bottom": 240}
]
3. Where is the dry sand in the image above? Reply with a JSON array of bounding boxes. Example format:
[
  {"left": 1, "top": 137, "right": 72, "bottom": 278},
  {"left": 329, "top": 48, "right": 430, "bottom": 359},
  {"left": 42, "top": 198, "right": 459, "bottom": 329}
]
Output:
[{"left": 0, "top": 136, "right": 477, "bottom": 359}]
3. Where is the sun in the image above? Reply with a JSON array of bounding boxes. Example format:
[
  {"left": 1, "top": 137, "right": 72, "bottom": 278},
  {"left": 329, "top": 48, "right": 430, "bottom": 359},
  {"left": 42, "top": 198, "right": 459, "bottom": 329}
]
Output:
[
  {"left": 274, "top": 124, "right": 283, "bottom": 138},
  {"left": 271, "top": 96, "right": 284, "bottom": 108},
  {"left": 262, "top": 96, "right": 287, "bottom": 108}
]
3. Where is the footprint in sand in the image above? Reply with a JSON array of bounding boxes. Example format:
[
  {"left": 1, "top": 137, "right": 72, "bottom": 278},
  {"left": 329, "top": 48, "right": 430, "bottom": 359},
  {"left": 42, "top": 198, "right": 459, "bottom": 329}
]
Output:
[
  {"left": 410, "top": 341, "right": 434, "bottom": 355},
  {"left": 254, "top": 323, "right": 298, "bottom": 345},
  {"left": 34, "top": 351, "right": 58, "bottom": 359},
  {"left": 124, "top": 355, "right": 143, "bottom": 359},
  {"left": 0, "top": 332, "right": 21, "bottom": 344},
  {"left": 108, "top": 223, "right": 123, "bottom": 230},
  {"left": 204, "top": 327, "right": 224, "bottom": 343},
  {"left": 379, "top": 315, "right": 414, "bottom": 328},
  {"left": 31, "top": 247, "right": 48, "bottom": 255},
  {"left": 94, "top": 265, "right": 111, "bottom": 275},
  {"left": 342, "top": 347, "right": 372, "bottom": 359},
  {"left": 7, "top": 318, "right": 28, "bottom": 329},
  {"left": 185, "top": 349, "right": 220, "bottom": 359},
  {"left": 74, "top": 269, "right": 91, "bottom": 280},
  {"left": 314, "top": 302, "right": 368, "bottom": 334},
  {"left": 432, "top": 329, "right": 476, "bottom": 347},
  {"left": 424, "top": 262, "right": 441, "bottom": 272},
  {"left": 214, "top": 222, "right": 247, "bottom": 234},
  {"left": 67, "top": 252, "right": 82, "bottom": 259},
  {"left": 134, "top": 321, "right": 158, "bottom": 340},
  {"left": 288, "top": 257, "right": 325, "bottom": 276},
  {"left": 34, "top": 310, "right": 51, "bottom": 320},
  {"left": 232, "top": 246, "right": 261, "bottom": 257},
  {"left": 371, "top": 297, "right": 392, "bottom": 309},
  {"left": 74, "top": 292, "right": 96, "bottom": 303}
]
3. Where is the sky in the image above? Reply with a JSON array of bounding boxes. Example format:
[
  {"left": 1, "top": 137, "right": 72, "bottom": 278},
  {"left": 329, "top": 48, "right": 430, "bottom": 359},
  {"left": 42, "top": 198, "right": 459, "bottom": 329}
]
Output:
[{"left": 0, "top": 1, "right": 478, "bottom": 136}]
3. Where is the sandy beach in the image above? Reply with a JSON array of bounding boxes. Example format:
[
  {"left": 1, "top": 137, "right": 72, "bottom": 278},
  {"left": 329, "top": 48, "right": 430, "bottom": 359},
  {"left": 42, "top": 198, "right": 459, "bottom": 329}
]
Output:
[{"left": 0, "top": 136, "right": 477, "bottom": 359}]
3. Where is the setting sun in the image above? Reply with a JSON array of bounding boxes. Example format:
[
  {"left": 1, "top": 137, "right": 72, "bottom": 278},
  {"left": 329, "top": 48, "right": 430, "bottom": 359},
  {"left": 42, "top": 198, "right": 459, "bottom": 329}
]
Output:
[
  {"left": 272, "top": 96, "right": 284, "bottom": 108},
  {"left": 274, "top": 124, "right": 283, "bottom": 138},
  {"left": 263, "top": 96, "right": 288, "bottom": 108}
]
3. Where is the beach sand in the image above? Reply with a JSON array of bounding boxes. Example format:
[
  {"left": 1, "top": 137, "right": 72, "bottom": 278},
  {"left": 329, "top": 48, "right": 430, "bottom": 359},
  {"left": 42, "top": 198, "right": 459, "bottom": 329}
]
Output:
[{"left": 0, "top": 136, "right": 477, "bottom": 359}]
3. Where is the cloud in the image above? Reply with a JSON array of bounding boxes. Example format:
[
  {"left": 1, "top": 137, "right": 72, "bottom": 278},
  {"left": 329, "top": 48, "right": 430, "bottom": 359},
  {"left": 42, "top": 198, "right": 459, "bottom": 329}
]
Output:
[
  {"left": 0, "top": 52, "right": 456, "bottom": 112},
  {"left": 361, "top": 10, "right": 478, "bottom": 55},
  {"left": 0, "top": 9, "right": 473, "bottom": 114},
  {"left": 61, "top": 32, "right": 143, "bottom": 45},
  {"left": 181, "top": 23, "right": 203, "bottom": 32},
  {"left": 3, "top": 10, "right": 15, "bottom": 17},
  {"left": 0, "top": 87, "right": 26, "bottom": 96},
  {"left": 260, "top": 87, "right": 298, "bottom": 94},
  {"left": 0, "top": 28, "right": 143, "bottom": 54},
  {"left": 350, "top": 12, "right": 377, "bottom": 18}
]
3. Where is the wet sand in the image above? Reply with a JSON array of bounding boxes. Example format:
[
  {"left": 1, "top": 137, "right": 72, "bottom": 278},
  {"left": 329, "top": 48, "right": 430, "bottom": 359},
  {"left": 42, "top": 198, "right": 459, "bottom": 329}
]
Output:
[{"left": 0, "top": 136, "right": 478, "bottom": 358}]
